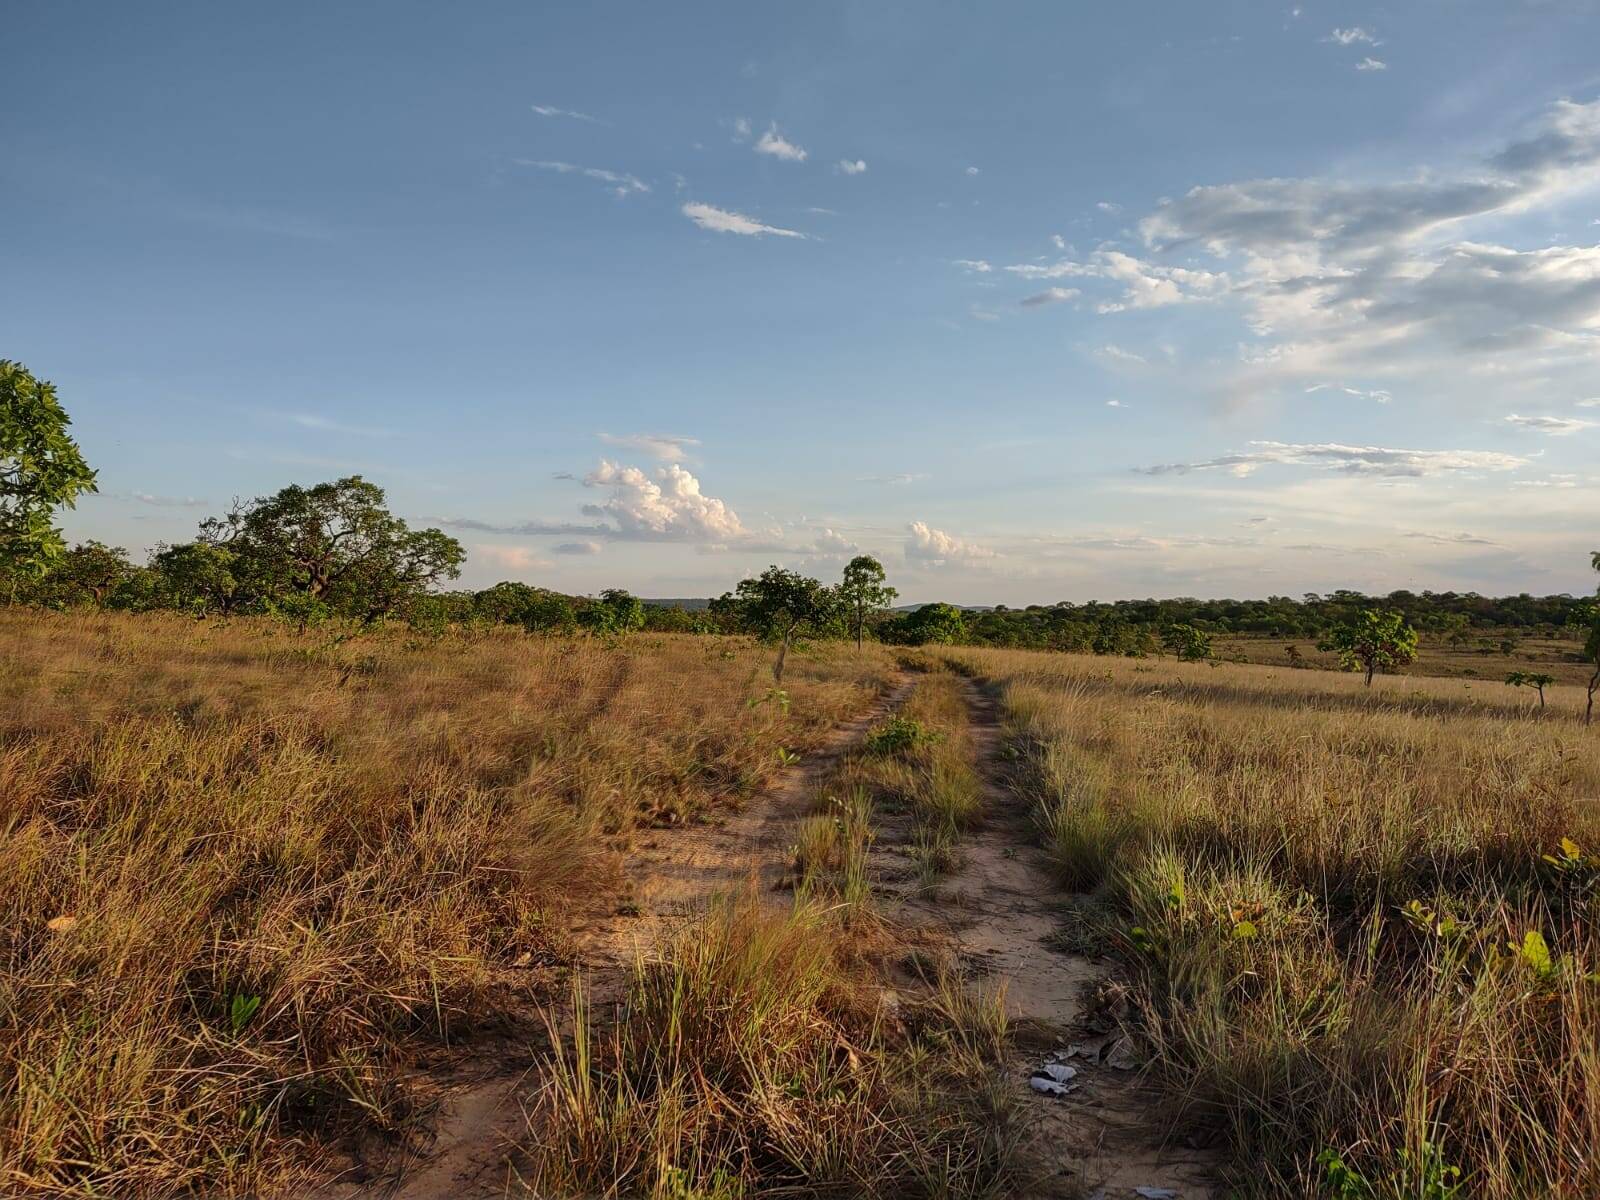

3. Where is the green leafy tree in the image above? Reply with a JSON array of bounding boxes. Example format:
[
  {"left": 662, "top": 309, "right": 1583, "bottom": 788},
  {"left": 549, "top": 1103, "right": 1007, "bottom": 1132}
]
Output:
[
  {"left": 152, "top": 541, "right": 242, "bottom": 615},
  {"left": 838, "top": 555, "right": 897, "bottom": 650},
  {"left": 884, "top": 602, "right": 967, "bottom": 647},
  {"left": 36, "top": 541, "right": 133, "bottom": 608},
  {"left": 1161, "top": 622, "right": 1213, "bottom": 662},
  {"left": 577, "top": 587, "right": 645, "bottom": 638},
  {"left": 1318, "top": 609, "right": 1419, "bottom": 687},
  {"left": 197, "top": 476, "right": 464, "bottom": 621},
  {"left": 475, "top": 581, "right": 576, "bottom": 633},
  {"left": 1505, "top": 671, "right": 1555, "bottom": 709},
  {"left": 0, "top": 360, "right": 98, "bottom": 597},
  {"left": 732, "top": 566, "right": 839, "bottom": 682}
]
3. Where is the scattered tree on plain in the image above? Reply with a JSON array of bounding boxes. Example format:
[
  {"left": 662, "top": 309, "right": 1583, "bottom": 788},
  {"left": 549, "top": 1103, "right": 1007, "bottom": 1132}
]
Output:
[
  {"left": 730, "top": 566, "right": 839, "bottom": 682},
  {"left": 1161, "top": 622, "right": 1213, "bottom": 662},
  {"left": 0, "top": 360, "right": 97, "bottom": 598},
  {"left": 839, "top": 555, "right": 897, "bottom": 650},
  {"left": 577, "top": 588, "right": 645, "bottom": 638},
  {"left": 883, "top": 602, "right": 967, "bottom": 646},
  {"left": 1318, "top": 609, "right": 1418, "bottom": 687},
  {"left": 1505, "top": 671, "right": 1555, "bottom": 709}
]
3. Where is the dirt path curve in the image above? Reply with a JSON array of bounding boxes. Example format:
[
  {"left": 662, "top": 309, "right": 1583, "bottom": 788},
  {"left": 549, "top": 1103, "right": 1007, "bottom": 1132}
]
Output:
[
  {"left": 347, "top": 671, "right": 919, "bottom": 1200},
  {"left": 883, "top": 677, "right": 1217, "bottom": 1200}
]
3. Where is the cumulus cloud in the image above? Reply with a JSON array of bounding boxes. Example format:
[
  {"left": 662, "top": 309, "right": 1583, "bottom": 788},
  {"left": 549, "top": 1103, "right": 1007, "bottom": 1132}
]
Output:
[
  {"left": 597, "top": 432, "right": 700, "bottom": 461},
  {"left": 835, "top": 159, "right": 867, "bottom": 175},
  {"left": 516, "top": 159, "right": 649, "bottom": 196},
  {"left": 906, "top": 521, "right": 996, "bottom": 565},
  {"left": 1326, "top": 26, "right": 1378, "bottom": 44},
  {"left": 1138, "top": 441, "right": 1529, "bottom": 478},
  {"left": 754, "top": 123, "right": 807, "bottom": 162},
  {"left": 1109, "top": 98, "right": 1600, "bottom": 393},
  {"left": 1504, "top": 413, "right": 1595, "bottom": 435},
  {"left": 681, "top": 201, "right": 808, "bottom": 238},
  {"left": 1020, "top": 286, "right": 1079, "bottom": 307},
  {"left": 581, "top": 460, "right": 747, "bottom": 541}
]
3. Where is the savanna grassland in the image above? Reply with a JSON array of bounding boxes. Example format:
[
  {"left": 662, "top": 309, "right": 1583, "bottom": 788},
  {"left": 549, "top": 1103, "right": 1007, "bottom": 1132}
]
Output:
[
  {"left": 950, "top": 647, "right": 1600, "bottom": 1198},
  {"left": 0, "top": 609, "right": 895, "bottom": 1197}
]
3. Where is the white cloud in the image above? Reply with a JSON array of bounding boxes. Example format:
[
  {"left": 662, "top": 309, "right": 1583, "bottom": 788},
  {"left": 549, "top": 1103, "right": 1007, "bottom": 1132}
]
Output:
[
  {"left": 1006, "top": 249, "right": 1227, "bottom": 312},
  {"left": 597, "top": 432, "right": 701, "bottom": 461},
  {"left": 1097, "top": 344, "right": 1149, "bottom": 365},
  {"left": 858, "top": 472, "right": 929, "bottom": 485},
  {"left": 681, "top": 201, "right": 808, "bottom": 238},
  {"left": 516, "top": 159, "right": 649, "bottom": 196},
  {"left": 906, "top": 521, "right": 996, "bottom": 564},
  {"left": 1106, "top": 400, "right": 1126, "bottom": 408},
  {"left": 553, "top": 541, "right": 602, "bottom": 555},
  {"left": 1504, "top": 413, "right": 1595, "bottom": 435},
  {"left": 731, "top": 117, "right": 752, "bottom": 141},
  {"left": 1020, "top": 286, "right": 1079, "bottom": 307},
  {"left": 128, "top": 491, "right": 208, "bottom": 507},
  {"left": 1097, "top": 200, "right": 1123, "bottom": 214},
  {"left": 953, "top": 258, "right": 993, "bottom": 272},
  {"left": 1139, "top": 441, "right": 1529, "bottom": 478},
  {"left": 581, "top": 460, "right": 747, "bottom": 541},
  {"left": 1402, "top": 531, "right": 1501, "bottom": 547},
  {"left": 835, "top": 159, "right": 868, "bottom": 175},
  {"left": 474, "top": 544, "right": 552, "bottom": 571},
  {"left": 1326, "top": 27, "right": 1378, "bottom": 45},
  {"left": 1306, "top": 383, "right": 1393, "bottom": 404},
  {"left": 1355, "top": 57, "right": 1388, "bottom": 72},
  {"left": 808, "top": 528, "right": 860, "bottom": 558},
  {"left": 1578, "top": 398, "right": 1600, "bottom": 408},
  {"left": 1052, "top": 234, "right": 1068, "bottom": 250},
  {"left": 754, "top": 123, "right": 807, "bottom": 162},
  {"left": 531, "top": 104, "right": 603, "bottom": 124},
  {"left": 969, "top": 306, "right": 1001, "bottom": 322},
  {"left": 965, "top": 166, "right": 980, "bottom": 176}
]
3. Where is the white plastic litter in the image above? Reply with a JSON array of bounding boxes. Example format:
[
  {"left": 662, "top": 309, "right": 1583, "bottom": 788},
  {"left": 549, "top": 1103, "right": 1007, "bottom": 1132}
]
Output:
[
  {"left": 1134, "top": 1188, "right": 1179, "bottom": 1199},
  {"left": 1028, "top": 1060, "right": 1078, "bottom": 1096}
]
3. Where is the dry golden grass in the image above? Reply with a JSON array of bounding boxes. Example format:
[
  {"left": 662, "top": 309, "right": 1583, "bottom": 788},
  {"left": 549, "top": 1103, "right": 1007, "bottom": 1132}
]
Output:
[
  {"left": 0, "top": 609, "right": 893, "bottom": 1198},
  {"left": 522, "top": 664, "right": 1018, "bottom": 1200},
  {"left": 950, "top": 647, "right": 1600, "bottom": 1198}
]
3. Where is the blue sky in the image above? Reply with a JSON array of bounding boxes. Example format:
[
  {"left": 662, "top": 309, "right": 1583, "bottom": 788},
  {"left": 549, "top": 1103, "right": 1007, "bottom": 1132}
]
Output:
[{"left": 7, "top": 1, "right": 1600, "bottom": 603}]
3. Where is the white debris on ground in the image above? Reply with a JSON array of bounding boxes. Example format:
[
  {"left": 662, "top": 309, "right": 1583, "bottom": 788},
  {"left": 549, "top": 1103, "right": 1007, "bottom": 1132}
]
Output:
[{"left": 1028, "top": 1059, "right": 1077, "bottom": 1096}]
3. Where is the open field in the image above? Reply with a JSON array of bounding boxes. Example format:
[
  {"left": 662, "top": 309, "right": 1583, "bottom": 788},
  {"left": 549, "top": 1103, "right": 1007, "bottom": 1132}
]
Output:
[
  {"left": 5, "top": 609, "right": 1599, "bottom": 1199},
  {"left": 0, "top": 611, "right": 893, "bottom": 1197},
  {"left": 1212, "top": 631, "right": 1597, "bottom": 688},
  {"left": 950, "top": 647, "right": 1600, "bottom": 1197}
]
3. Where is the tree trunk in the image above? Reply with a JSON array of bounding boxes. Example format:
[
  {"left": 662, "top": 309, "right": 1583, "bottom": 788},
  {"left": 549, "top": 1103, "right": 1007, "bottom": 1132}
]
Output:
[
  {"left": 1537, "top": 686, "right": 1546, "bottom": 709},
  {"left": 855, "top": 601, "right": 863, "bottom": 651},
  {"left": 1365, "top": 661, "right": 1376, "bottom": 687},
  {"left": 773, "top": 623, "right": 793, "bottom": 684},
  {"left": 1587, "top": 663, "right": 1598, "bottom": 727}
]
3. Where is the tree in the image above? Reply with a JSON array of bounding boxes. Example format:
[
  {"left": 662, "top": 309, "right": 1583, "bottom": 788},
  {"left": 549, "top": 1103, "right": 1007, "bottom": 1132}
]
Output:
[
  {"left": 577, "top": 588, "right": 645, "bottom": 638},
  {"left": 838, "top": 555, "right": 897, "bottom": 650},
  {"left": 1505, "top": 671, "right": 1555, "bottom": 709},
  {"left": 1161, "top": 622, "right": 1213, "bottom": 662},
  {"left": 1585, "top": 552, "right": 1600, "bottom": 727},
  {"left": 197, "top": 476, "right": 464, "bottom": 621},
  {"left": 152, "top": 542, "right": 242, "bottom": 615},
  {"left": 475, "top": 581, "right": 576, "bottom": 633},
  {"left": 732, "top": 566, "right": 839, "bottom": 682},
  {"left": 1318, "top": 609, "right": 1419, "bottom": 687},
  {"left": 36, "top": 541, "right": 133, "bottom": 608},
  {"left": 883, "top": 602, "right": 967, "bottom": 647},
  {"left": 1, "top": 360, "right": 98, "bottom": 597}
]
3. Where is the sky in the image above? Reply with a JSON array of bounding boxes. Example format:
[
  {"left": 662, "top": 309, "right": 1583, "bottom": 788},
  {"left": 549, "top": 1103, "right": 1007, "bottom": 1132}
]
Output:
[{"left": 6, "top": 1, "right": 1600, "bottom": 605}]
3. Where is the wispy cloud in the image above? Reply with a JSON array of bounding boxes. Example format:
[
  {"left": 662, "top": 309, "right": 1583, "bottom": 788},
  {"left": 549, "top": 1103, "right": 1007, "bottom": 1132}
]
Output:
[
  {"left": 754, "top": 123, "right": 807, "bottom": 162},
  {"left": 1355, "top": 57, "right": 1388, "bottom": 72},
  {"left": 597, "top": 432, "right": 701, "bottom": 461},
  {"left": 1138, "top": 441, "right": 1528, "bottom": 478},
  {"left": 515, "top": 159, "right": 649, "bottom": 196},
  {"left": 859, "top": 472, "right": 929, "bottom": 485},
  {"left": 681, "top": 201, "right": 808, "bottom": 238},
  {"left": 281, "top": 412, "right": 395, "bottom": 437},
  {"left": 530, "top": 104, "right": 605, "bottom": 124},
  {"left": 1504, "top": 413, "right": 1595, "bottom": 435},
  {"left": 835, "top": 158, "right": 868, "bottom": 175},
  {"left": 1020, "top": 286, "right": 1078, "bottom": 307},
  {"left": 1402, "top": 531, "right": 1501, "bottom": 547},
  {"left": 1326, "top": 26, "right": 1378, "bottom": 45},
  {"left": 1306, "top": 383, "right": 1393, "bottom": 404},
  {"left": 473, "top": 544, "right": 552, "bottom": 571},
  {"left": 953, "top": 258, "right": 993, "bottom": 273},
  {"left": 553, "top": 541, "right": 602, "bottom": 555}
]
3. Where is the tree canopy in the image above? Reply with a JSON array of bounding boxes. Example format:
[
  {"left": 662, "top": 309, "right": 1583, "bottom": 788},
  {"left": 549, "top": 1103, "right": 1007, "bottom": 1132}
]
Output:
[
  {"left": 0, "top": 360, "right": 97, "bottom": 592},
  {"left": 731, "top": 566, "right": 840, "bottom": 681},
  {"left": 1318, "top": 609, "right": 1419, "bottom": 686},
  {"left": 839, "top": 555, "right": 897, "bottom": 649}
]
